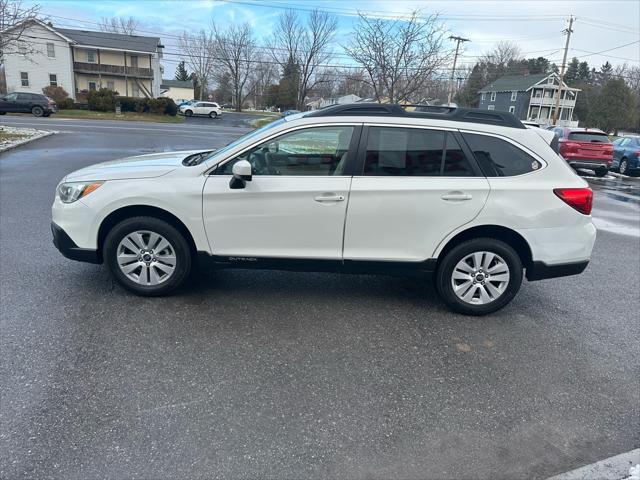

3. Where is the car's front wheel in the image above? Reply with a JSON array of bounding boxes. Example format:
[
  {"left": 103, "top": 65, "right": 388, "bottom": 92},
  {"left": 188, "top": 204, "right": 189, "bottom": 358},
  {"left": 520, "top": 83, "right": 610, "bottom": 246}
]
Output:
[
  {"left": 436, "top": 238, "right": 523, "bottom": 315},
  {"left": 104, "top": 217, "right": 192, "bottom": 296},
  {"left": 184, "top": 109, "right": 193, "bottom": 117},
  {"left": 32, "top": 106, "right": 44, "bottom": 117},
  {"left": 619, "top": 158, "right": 628, "bottom": 175}
]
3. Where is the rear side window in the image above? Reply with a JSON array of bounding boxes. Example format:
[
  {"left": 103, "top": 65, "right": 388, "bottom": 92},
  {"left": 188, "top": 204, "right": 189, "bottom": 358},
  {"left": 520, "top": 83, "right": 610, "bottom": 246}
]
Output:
[
  {"left": 462, "top": 133, "right": 541, "bottom": 177},
  {"left": 567, "top": 132, "right": 610, "bottom": 143},
  {"left": 363, "top": 127, "right": 475, "bottom": 177}
]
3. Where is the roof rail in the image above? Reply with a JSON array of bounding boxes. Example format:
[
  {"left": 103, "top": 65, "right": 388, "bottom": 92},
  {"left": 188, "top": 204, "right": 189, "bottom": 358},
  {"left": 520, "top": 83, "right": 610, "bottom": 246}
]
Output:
[{"left": 305, "top": 103, "right": 526, "bottom": 129}]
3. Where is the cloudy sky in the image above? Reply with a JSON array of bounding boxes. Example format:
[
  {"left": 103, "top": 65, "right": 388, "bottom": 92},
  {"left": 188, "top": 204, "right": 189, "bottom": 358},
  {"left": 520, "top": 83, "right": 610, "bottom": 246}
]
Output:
[{"left": 30, "top": 0, "right": 640, "bottom": 75}]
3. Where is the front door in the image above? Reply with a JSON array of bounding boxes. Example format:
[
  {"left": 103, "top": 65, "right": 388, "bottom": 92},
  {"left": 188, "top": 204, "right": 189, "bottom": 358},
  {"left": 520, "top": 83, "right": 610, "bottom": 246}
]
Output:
[
  {"left": 343, "top": 125, "right": 490, "bottom": 262},
  {"left": 202, "top": 124, "right": 360, "bottom": 260}
]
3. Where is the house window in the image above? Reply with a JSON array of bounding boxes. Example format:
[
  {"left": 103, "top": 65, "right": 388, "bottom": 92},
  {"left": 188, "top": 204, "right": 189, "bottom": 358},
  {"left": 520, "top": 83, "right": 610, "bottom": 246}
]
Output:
[
  {"left": 487, "top": 105, "right": 495, "bottom": 111},
  {"left": 18, "top": 42, "right": 27, "bottom": 55},
  {"left": 132, "top": 83, "right": 140, "bottom": 97},
  {"left": 547, "top": 76, "right": 554, "bottom": 84},
  {"left": 47, "top": 42, "right": 55, "bottom": 57},
  {"left": 88, "top": 81, "right": 97, "bottom": 91},
  {"left": 107, "top": 81, "right": 115, "bottom": 90},
  {"left": 20, "top": 72, "right": 29, "bottom": 87},
  {"left": 509, "top": 106, "right": 515, "bottom": 114},
  {"left": 490, "top": 91, "right": 496, "bottom": 101},
  {"left": 130, "top": 55, "right": 138, "bottom": 68},
  {"left": 49, "top": 74, "right": 57, "bottom": 86},
  {"left": 511, "top": 91, "right": 517, "bottom": 101},
  {"left": 481, "top": 93, "right": 486, "bottom": 101},
  {"left": 87, "top": 50, "right": 96, "bottom": 63}
]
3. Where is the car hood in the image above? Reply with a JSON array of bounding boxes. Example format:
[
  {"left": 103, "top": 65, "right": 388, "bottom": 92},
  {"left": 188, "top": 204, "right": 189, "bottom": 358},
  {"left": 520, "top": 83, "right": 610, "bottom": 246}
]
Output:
[{"left": 64, "top": 150, "right": 207, "bottom": 182}]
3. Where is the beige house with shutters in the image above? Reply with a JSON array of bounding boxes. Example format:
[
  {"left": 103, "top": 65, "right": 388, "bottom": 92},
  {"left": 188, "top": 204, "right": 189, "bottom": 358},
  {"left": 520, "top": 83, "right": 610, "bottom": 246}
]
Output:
[{"left": 1, "top": 20, "right": 163, "bottom": 99}]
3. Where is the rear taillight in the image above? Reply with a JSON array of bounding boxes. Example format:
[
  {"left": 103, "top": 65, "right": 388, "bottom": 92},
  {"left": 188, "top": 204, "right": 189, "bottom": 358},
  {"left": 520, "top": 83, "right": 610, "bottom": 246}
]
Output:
[{"left": 554, "top": 188, "right": 593, "bottom": 215}]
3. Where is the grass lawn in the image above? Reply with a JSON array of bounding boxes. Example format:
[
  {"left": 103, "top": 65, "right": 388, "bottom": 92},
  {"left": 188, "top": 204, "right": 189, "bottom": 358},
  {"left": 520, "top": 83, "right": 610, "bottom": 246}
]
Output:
[
  {"left": 53, "top": 109, "right": 184, "bottom": 123},
  {"left": 0, "top": 131, "right": 26, "bottom": 142},
  {"left": 252, "top": 117, "right": 280, "bottom": 128}
]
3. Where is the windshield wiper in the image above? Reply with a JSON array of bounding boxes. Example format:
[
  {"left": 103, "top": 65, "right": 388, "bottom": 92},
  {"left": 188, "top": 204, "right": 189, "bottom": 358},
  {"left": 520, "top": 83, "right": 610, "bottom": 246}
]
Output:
[{"left": 182, "top": 151, "right": 213, "bottom": 166}]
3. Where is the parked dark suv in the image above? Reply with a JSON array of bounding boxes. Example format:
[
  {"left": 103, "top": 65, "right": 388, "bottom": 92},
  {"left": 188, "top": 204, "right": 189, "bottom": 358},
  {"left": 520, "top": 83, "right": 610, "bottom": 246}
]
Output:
[{"left": 0, "top": 92, "right": 57, "bottom": 117}]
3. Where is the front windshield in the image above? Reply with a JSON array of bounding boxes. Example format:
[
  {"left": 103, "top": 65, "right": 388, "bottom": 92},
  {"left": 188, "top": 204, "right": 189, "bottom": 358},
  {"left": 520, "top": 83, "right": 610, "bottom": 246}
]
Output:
[{"left": 204, "top": 118, "right": 287, "bottom": 164}]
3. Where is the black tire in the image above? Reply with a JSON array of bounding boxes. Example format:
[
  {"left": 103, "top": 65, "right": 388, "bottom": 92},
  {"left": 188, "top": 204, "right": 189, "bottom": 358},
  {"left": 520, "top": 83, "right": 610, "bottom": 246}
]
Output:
[
  {"left": 436, "top": 238, "right": 523, "bottom": 316},
  {"left": 43, "top": 112, "right": 51, "bottom": 117},
  {"left": 619, "top": 158, "right": 628, "bottom": 176},
  {"left": 32, "top": 106, "right": 44, "bottom": 117},
  {"left": 0, "top": 111, "right": 6, "bottom": 115},
  {"left": 184, "top": 109, "right": 193, "bottom": 117},
  {"left": 103, "top": 216, "right": 192, "bottom": 296},
  {"left": 209, "top": 111, "right": 217, "bottom": 119},
  {"left": 595, "top": 167, "right": 608, "bottom": 177}
]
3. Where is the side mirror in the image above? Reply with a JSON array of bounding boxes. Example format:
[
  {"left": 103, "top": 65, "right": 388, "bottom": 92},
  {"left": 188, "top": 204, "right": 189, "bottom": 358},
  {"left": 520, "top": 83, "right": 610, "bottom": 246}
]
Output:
[{"left": 229, "top": 159, "right": 252, "bottom": 189}]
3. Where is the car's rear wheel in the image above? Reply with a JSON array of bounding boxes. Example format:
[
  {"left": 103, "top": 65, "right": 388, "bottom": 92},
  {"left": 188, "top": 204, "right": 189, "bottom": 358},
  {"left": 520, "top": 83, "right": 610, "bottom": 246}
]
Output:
[
  {"left": 104, "top": 217, "right": 192, "bottom": 296},
  {"left": 595, "top": 167, "right": 608, "bottom": 177},
  {"left": 436, "top": 238, "right": 523, "bottom": 315},
  {"left": 184, "top": 109, "right": 193, "bottom": 117},
  {"left": 209, "top": 111, "right": 217, "bottom": 119},
  {"left": 32, "top": 106, "right": 44, "bottom": 117},
  {"left": 619, "top": 158, "right": 628, "bottom": 175}
]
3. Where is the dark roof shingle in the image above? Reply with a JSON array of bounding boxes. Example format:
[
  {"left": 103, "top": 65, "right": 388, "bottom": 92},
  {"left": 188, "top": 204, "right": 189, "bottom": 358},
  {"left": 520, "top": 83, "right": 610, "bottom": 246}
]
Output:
[
  {"left": 478, "top": 73, "right": 549, "bottom": 93},
  {"left": 57, "top": 28, "right": 160, "bottom": 53}
]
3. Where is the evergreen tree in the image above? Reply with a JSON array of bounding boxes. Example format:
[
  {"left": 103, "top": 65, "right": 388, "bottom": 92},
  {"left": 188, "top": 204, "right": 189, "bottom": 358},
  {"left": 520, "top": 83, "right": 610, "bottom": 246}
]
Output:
[
  {"left": 588, "top": 78, "right": 636, "bottom": 134},
  {"left": 564, "top": 57, "right": 580, "bottom": 85},
  {"left": 577, "top": 62, "right": 591, "bottom": 82},
  {"left": 276, "top": 56, "right": 300, "bottom": 110},
  {"left": 175, "top": 61, "right": 190, "bottom": 81},
  {"left": 455, "top": 64, "right": 485, "bottom": 107}
]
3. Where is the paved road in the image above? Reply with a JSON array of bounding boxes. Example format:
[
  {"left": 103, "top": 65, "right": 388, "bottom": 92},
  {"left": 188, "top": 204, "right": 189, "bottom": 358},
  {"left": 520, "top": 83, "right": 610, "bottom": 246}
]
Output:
[{"left": 1, "top": 118, "right": 639, "bottom": 479}]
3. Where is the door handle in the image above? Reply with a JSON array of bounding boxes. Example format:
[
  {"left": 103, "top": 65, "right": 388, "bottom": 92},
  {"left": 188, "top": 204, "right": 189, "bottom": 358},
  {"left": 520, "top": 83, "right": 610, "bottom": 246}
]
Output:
[
  {"left": 314, "top": 194, "right": 345, "bottom": 202},
  {"left": 441, "top": 192, "right": 473, "bottom": 201}
]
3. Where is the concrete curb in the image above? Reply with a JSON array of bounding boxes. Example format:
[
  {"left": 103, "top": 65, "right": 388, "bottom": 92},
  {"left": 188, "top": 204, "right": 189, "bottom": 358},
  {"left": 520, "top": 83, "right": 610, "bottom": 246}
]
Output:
[
  {"left": 546, "top": 449, "right": 640, "bottom": 480},
  {"left": 0, "top": 130, "right": 56, "bottom": 154}
]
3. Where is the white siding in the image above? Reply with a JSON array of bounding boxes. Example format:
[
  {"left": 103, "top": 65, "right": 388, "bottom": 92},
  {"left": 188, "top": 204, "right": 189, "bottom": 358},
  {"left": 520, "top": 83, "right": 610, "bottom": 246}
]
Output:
[
  {"left": 160, "top": 86, "right": 193, "bottom": 101},
  {"left": 3, "top": 23, "right": 75, "bottom": 98}
]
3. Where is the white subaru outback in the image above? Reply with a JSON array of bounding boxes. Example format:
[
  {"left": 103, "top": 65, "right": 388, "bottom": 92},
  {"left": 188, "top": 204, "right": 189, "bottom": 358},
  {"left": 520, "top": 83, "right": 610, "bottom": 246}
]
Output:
[{"left": 52, "top": 104, "right": 596, "bottom": 315}]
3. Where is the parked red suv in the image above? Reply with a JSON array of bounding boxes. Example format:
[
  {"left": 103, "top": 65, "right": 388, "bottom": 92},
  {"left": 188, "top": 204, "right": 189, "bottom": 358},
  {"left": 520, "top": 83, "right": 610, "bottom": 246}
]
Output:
[{"left": 552, "top": 127, "right": 613, "bottom": 177}]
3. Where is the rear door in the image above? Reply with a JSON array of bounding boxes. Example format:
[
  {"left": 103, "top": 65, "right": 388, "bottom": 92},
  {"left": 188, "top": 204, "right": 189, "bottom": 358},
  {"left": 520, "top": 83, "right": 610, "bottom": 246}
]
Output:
[
  {"left": 343, "top": 125, "right": 490, "bottom": 263},
  {"left": 17, "top": 93, "right": 33, "bottom": 112}
]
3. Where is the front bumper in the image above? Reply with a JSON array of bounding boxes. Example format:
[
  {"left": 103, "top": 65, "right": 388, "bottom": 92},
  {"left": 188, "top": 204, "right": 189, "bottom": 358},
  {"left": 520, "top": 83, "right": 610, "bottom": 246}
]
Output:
[{"left": 51, "top": 222, "right": 101, "bottom": 264}]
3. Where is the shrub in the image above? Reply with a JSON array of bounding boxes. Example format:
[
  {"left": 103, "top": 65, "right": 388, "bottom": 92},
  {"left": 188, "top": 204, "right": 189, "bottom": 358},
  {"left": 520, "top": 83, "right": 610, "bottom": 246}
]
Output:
[
  {"left": 88, "top": 88, "right": 118, "bottom": 112},
  {"left": 57, "top": 98, "right": 74, "bottom": 110},
  {"left": 42, "top": 85, "right": 69, "bottom": 103},
  {"left": 113, "top": 96, "right": 178, "bottom": 116}
]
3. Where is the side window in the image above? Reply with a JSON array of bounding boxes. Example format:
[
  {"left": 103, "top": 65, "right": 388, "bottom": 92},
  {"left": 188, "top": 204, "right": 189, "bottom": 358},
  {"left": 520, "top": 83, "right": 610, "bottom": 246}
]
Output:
[
  {"left": 443, "top": 134, "right": 475, "bottom": 177},
  {"left": 218, "top": 126, "right": 354, "bottom": 176},
  {"left": 364, "top": 127, "right": 444, "bottom": 176},
  {"left": 462, "top": 133, "right": 542, "bottom": 177},
  {"left": 4, "top": 93, "right": 18, "bottom": 101}
]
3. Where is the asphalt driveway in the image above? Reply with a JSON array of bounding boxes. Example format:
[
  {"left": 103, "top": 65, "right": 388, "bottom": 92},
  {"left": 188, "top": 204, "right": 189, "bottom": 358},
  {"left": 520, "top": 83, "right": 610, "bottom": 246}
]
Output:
[{"left": 0, "top": 118, "right": 638, "bottom": 479}]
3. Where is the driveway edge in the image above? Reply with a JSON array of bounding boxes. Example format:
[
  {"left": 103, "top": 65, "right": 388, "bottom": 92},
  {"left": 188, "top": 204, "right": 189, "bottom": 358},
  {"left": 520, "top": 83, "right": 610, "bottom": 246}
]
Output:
[
  {"left": 0, "top": 129, "right": 56, "bottom": 154},
  {"left": 546, "top": 449, "right": 640, "bottom": 480}
]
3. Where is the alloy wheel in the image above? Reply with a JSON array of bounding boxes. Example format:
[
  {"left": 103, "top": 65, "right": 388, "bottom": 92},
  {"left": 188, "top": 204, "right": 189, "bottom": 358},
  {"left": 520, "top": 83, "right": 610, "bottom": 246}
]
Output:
[
  {"left": 451, "top": 251, "right": 510, "bottom": 305},
  {"left": 620, "top": 159, "right": 628, "bottom": 175},
  {"left": 116, "top": 230, "right": 177, "bottom": 285}
]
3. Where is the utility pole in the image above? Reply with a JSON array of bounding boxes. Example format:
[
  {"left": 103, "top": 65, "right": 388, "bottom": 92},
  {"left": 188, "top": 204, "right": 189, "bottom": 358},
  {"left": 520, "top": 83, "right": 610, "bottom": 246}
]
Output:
[
  {"left": 552, "top": 15, "right": 574, "bottom": 125},
  {"left": 447, "top": 35, "right": 470, "bottom": 106}
]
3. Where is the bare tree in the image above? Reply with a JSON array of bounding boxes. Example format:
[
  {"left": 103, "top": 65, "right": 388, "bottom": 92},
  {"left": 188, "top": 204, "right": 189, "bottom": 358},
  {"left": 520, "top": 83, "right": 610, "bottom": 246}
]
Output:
[
  {"left": 270, "top": 9, "right": 337, "bottom": 110},
  {"left": 179, "top": 29, "right": 216, "bottom": 100},
  {"left": 344, "top": 10, "right": 450, "bottom": 103},
  {"left": 245, "top": 56, "right": 277, "bottom": 109},
  {"left": 0, "top": 0, "right": 40, "bottom": 61},
  {"left": 212, "top": 22, "right": 255, "bottom": 111},
  {"left": 479, "top": 40, "right": 522, "bottom": 80},
  {"left": 98, "top": 16, "right": 139, "bottom": 35}
]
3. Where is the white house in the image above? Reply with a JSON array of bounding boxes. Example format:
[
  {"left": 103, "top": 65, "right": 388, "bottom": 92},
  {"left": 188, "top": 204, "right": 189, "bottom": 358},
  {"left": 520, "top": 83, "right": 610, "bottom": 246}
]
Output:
[
  {"left": 160, "top": 79, "right": 194, "bottom": 101},
  {"left": 306, "top": 94, "right": 361, "bottom": 111},
  {"left": 2, "top": 19, "right": 163, "bottom": 99}
]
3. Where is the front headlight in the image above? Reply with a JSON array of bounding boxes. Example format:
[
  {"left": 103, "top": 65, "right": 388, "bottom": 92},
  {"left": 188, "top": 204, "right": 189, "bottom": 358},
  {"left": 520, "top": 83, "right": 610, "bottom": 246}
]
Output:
[{"left": 57, "top": 181, "right": 104, "bottom": 203}]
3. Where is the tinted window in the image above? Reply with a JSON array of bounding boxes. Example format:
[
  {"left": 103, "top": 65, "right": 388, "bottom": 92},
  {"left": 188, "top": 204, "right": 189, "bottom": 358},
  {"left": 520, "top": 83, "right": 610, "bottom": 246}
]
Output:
[
  {"left": 463, "top": 133, "right": 541, "bottom": 177},
  {"left": 567, "top": 132, "right": 610, "bottom": 143},
  {"left": 364, "top": 127, "right": 444, "bottom": 176},
  {"left": 218, "top": 126, "right": 354, "bottom": 176},
  {"left": 364, "top": 127, "right": 475, "bottom": 177},
  {"left": 443, "top": 134, "right": 474, "bottom": 176}
]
